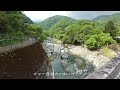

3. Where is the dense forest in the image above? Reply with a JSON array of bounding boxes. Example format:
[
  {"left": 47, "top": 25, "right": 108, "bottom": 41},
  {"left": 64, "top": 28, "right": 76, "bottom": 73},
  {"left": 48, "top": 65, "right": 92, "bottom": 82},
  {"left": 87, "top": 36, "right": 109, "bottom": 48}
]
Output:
[
  {"left": 0, "top": 11, "right": 46, "bottom": 43},
  {"left": 39, "top": 14, "right": 120, "bottom": 50}
]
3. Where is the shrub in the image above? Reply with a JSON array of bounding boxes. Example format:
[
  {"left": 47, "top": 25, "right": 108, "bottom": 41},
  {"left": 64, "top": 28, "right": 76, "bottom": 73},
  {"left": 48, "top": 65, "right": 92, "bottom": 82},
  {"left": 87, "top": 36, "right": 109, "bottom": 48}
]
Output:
[
  {"left": 85, "top": 37, "right": 98, "bottom": 50},
  {"left": 16, "top": 31, "right": 24, "bottom": 36},
  {"left": 85, "top": 33, "right": 117, "bottom": 50},
  {"left": 61, "top": 35, "right": 71, "bottom": 44},
  {"left": 100, "top": 47, "right": 117, "bottom": 59}
]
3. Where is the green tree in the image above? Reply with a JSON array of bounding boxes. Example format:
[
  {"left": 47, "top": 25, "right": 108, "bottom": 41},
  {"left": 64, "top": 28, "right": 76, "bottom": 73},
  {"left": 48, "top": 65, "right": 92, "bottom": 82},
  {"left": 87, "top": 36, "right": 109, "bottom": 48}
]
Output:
[
  {"left": 0, "top": 11, "right": 32, "bottom": 34},
  {"left": 85, "top": 37, "right": 98, "bottom": 50},
  {"left": 105, "top": 20, "right": 117, "bottom": 36},
  {"left": 85, "top": 33, "right": 116, "bottom": 50}
]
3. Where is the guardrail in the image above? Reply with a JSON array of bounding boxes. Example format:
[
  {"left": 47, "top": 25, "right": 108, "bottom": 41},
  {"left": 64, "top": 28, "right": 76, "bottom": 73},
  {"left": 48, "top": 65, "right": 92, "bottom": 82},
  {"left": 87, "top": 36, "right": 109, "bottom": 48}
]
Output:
[{"left": 0, "top": 36, "right": 38, "bottom": 53}]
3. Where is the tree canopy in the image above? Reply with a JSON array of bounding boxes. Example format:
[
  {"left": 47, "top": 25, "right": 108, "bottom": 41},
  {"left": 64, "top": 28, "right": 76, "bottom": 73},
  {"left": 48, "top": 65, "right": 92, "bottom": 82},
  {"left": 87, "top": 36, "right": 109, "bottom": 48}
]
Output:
[
  {"left": 40, "top": 15, "right": 119, "bottom": 50},
  {"left": 0, "top": 11, "right": 46, "bottom": 42}
]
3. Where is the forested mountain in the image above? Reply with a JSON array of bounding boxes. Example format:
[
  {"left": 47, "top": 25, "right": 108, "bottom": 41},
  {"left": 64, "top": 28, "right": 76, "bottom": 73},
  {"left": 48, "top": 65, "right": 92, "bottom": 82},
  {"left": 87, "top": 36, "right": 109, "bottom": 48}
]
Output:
[
  {"left": 93, "top": 15, "right": 110, "bottom": 21},
  {"left": 93, "top": 13, "right": 120, "bottom": 28},
  {"left": 40, "top": 14, "right": 120, "bottom": 50},
  {"left": 39, "top": 15, "right": 77, "bottom": 30},
  {"left": 22, "top": 13, "right": 34, "bottom": 24},
  {"left": 2, "top": 11, "right": 118, "bottom": 50}
]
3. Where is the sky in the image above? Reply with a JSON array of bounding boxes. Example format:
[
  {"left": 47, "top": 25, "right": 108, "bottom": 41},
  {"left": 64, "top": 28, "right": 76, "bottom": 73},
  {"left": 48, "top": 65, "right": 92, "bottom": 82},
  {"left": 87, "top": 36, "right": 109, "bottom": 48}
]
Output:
[{"left": 23, "top": 11, "right": 120, "bottom": 22}]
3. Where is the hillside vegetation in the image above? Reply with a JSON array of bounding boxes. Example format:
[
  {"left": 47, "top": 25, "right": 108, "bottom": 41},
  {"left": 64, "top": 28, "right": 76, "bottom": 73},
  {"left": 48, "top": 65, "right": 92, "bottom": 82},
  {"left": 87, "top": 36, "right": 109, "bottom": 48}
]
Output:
[
  {"left": 40, "top": 14, "right": 120, "bottom": 50},
  {"left": 93, "top": 13, "right": 120, "bottom": 28},
  {"left": 0, "top": 11, "right": 46, "bottom": 45},
  {"left": 2, "top": 12, "right": 118, "bottom": 50},
  {"left": 39, "top": 15, "right": 76, "bottom": 30}
]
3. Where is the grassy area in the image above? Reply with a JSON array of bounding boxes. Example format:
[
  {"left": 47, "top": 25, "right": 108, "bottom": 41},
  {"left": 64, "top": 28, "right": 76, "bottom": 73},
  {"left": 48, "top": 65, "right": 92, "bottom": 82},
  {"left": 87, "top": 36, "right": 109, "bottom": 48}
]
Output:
[{"left": 100, "top": 47, "right": 117, "bottom": 59}]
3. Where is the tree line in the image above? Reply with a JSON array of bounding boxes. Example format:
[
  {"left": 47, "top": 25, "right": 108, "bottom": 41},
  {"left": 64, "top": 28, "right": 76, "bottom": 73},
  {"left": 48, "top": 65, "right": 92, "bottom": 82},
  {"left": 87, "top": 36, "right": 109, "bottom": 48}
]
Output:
[
  {"left": 0, "top": 11, "right": 46, "bottom": 43},
  {"left": 41, "top": 15, "right": 120, "bottom": 50}
]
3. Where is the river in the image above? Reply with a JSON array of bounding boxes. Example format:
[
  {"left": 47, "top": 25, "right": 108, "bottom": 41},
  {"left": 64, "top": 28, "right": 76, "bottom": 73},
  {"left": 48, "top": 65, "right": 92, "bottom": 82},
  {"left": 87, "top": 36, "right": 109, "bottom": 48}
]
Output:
[{"left": 42, "top": 37, "right": 95, "bottom": 79}]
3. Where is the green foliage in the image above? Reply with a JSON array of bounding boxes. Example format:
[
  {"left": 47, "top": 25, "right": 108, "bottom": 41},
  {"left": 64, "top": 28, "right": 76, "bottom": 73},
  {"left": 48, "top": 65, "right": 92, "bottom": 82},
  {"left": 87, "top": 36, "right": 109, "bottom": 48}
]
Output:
[
  {"left": 16, "top": 31, "right": 24, "bottom": 36},
  {"left": 25, "top": 24, "right": 47, "bottom": 42},
  {"left": 104, "top": 20, "right": 117, "bottom": 36},
  {"left": 116, "top": 28, "right": 120, "bottom": 36},
  {"left": 62, "top": 35, "right": 71, "bottom": 44},
  {"left": 85, "top": 33, "right": 116, "bottom": 50},
  {"left": 65, "top": 24, "right": 80, "bottom": 43},
  {"left": 47, "top": 15, "right": 76, "bottom": 39},
  {"left": 0, "top": 11, "right": 47, "bottom": 46},
  {"left": 43, "top": 30, "right": 49, "bottom": 37},
  {"left": 39, "top": 14, "right": 120, "bottom": 50},
  {"left": 0, "top": 11, "right": 23, "bottom": 33},
  {"left": 0, "top": 11, "right": 34, "bottom": 34},
  {"left": 93, "top": 13, "right": 120, "bottom": 28},
  {"left": 85, "top": 37, "right": 98, "bottom": 50},
  {"left": 100, "top": 47, "right": 117, "bottom": 59},
  {"left": 93, "top": 15, "right": 110, "bottom": 21},
  {"left": 62, "top": 20, "right": 103, "bottom": 45},
  {"left": 39, "top": 15, "right": 76, "bottom": 30},
  {"left": 38, "top": 32, "right": 47, "bottom": 42},
  {"left": 22, "top": 13, "right": 33, "bottom": 24}
]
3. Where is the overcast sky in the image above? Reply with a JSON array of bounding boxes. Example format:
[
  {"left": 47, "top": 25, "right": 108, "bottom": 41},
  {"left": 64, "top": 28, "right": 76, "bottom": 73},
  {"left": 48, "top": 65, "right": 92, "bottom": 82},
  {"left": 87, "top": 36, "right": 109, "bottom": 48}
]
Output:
[{"left": 23, "top": 11, "right": 120, "bottom": 21}]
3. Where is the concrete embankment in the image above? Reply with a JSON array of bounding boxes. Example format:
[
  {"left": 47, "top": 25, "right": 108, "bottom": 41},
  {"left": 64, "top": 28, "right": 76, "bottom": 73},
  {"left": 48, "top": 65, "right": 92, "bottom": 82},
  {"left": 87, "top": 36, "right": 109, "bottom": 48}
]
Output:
[{"left": 0, "top": 42, "right": 53, "bottom": 79}]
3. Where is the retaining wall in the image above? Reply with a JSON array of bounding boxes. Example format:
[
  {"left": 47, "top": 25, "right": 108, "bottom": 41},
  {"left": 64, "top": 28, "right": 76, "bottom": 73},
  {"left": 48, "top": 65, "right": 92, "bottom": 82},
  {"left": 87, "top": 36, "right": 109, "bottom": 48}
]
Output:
[
  {"left": 85, "top": 55, "right": 120, "bottom": 79},
  {"left": 0, "top": 42, "right": 52, "bottom": 79}
]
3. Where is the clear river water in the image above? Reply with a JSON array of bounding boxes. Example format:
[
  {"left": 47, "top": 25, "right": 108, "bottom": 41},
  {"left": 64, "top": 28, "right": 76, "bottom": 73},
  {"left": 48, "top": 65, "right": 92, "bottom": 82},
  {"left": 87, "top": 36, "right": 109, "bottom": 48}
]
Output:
[{"left": 43, "top": 38, "right": 95, "bottom": 79}]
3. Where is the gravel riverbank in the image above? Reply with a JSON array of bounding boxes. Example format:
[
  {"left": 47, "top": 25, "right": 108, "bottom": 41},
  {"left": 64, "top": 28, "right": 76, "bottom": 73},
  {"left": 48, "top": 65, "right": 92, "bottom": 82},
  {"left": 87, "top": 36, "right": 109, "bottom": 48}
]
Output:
[
  {"left": 52, "top": 38, "right": 113, "bottom": 69},
  {"left": 64, "top": 45, "right": 111, "bottom": 69},
  {"left": 44, "top": 38, "right": 118, "bottom": 77}
]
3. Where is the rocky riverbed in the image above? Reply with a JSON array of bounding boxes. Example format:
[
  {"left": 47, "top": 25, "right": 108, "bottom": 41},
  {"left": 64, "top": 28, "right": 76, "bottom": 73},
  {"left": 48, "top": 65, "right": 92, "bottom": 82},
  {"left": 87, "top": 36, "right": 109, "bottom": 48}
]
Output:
[
  {"left": 42, "top": 37, "right": 118, "bottom": 79},
  {"left": 64, "top": 45, "right": 118, "bottom": 70},
  {"left": 52, "top": 38, "right": 110, "bottom": 69},
  {"left": 42, "top": 38, "right": 94, "bottom": 79}
]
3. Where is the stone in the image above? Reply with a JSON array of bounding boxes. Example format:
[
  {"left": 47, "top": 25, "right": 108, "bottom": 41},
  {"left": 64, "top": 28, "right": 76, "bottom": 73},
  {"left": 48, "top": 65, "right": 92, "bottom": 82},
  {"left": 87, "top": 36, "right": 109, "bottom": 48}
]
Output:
[
  {"left": 47, "top": 53, "right": 51, "bottom": 57},
  {"left": 61, "top": 60, "right": 68, "bottom": 68},
  {"left": 76, "top": 70, "right": 83, "bottom": 75},
  {"left": 61, "top": 50, "right": 64, "bottom": 53},
  {"left": 118, "top": 47, "right": 120, "bottom": 51},
  {"left": 61, "top": 60, "right": 67, "bottom": 65},
  {"left": 60, "top": 46, "right": 64, "bottom": 50},
  {"left": 61, "top": 53, "right": 68, "bottom": 59},
  {"left": 75, "top": 58, "right": 86, "bottom": 69}
]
